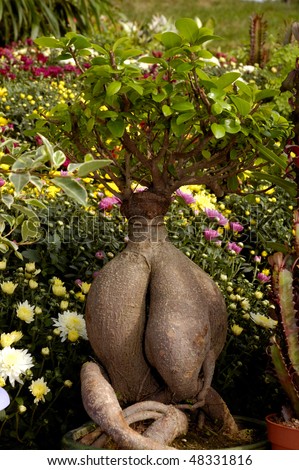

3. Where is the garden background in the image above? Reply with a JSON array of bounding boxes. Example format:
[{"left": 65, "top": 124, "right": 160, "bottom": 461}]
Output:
[{"left": 0, "top": 0, "right": 298, "bottom": 449}]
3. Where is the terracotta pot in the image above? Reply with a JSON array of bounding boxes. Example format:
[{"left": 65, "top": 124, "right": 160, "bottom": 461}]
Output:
[
  {"left": 266, "top": 413, "right": 299, "bottom": 450},
  {"left": 62, "top": 416, "right": 269, "bottom": 450}
]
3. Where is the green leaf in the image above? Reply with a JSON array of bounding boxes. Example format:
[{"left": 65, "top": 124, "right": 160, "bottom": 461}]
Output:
[
  {"left": 26, "top": 199, "right": 48, "bottom": 209},
  {"left": 235, "top": 80, "right": 253, "bottom": 97},
  {"left": 160, "top": 32, "right": 182, "bottom": 49},
  {"left": 255, "top": 89, "right": 279, "bottom": 102},
  {"left": 86, "top": 117, "right": 95, "bottom": 133},
  {"left": 162, "top": 105, "right": 172, "bottom": 117},
  {"left": 176, "top": 111, "right": 196, "bottom": 125},
  {"left": 1, "top": 194, "right": 14, "bottom": 209},
  {"left": 138, "top": 56, "right": 167, "bottom": 68},
  {"left": 224, "top": 118, "right": 241, "bottom": 134},
  {"left": 175, "top": 18, "right": 199, "bottom": 43},
  {"left": 127, "top": 82, "right": 143, "bottom": 95},
  {"left": 21, "top": 219, "right": 40, "bottom": 241},
  {"left": 250, "top": 171, "right": 296, "bottom": 196},
  {"left": 29, "top": 176, "right": 44, "bottom": 191},
  {"left": 254, "top": 143, "right": 288, "bottom": 171},
  {"left": 34, "top": 37, "right": 64, "bottom": 48},
  {"left": 172, "top": 101, "right": 194, "bottom": 112},
  {"left": 227, "top": 175, "right": 239, "bottom": 191},
  {"left": 230, "top": 96, "right": 251, "bottom": 116},
  {"left": 53, "top": 150, "right": 66, "bottom": 169},
  {"left": 106, "top": 81, "right": 122, "bottom": 97},
  {"left": 9, "top": 172, "right": 30, "bottom": 194},
  {"left": 77, "top": 159, "right": 112, "bottom": 177},
  {"left": 107, "top": 119, "right": 125, "bottom": 137},
  {"left": 211, "top": 123, "right": 225, "bottom": 139},
  {"left": 215, "top": 72, "right": 241, "bottom": 89},
  {"left": 52, "top": 177, "right": 88, "bottom": 206}
]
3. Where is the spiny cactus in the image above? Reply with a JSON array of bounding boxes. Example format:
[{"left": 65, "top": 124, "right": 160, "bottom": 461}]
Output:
[
  {"left": 268, "top": 213, "right": 299, "bottom": 420},
  {"left": 249, "top": 13, "right": 268, "bottom": 67}
]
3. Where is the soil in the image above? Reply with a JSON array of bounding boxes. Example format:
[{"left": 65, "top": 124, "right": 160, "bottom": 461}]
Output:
[
  {"left": 77, "top": 414, "right": 267, "bottom": 450},
  {"left": 269, "top": 415, "right": 299, "bottom": 430}
]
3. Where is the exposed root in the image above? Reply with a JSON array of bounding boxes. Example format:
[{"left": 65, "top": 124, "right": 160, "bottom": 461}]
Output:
[{"left": 81, "top": 362, "right": 188, "bottom": 450}]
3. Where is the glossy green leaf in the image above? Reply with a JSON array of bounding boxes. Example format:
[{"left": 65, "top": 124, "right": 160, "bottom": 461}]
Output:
[
  {"left": 255, "top": 89, "right": 279, "bottom": 102},
  {"left": 77, "top": 159, "right": 112, "bottom": 177},
  {"left": 52, "top": 177, "right": 88, "bottom": 206},
  {"left": 1, "top": 194, "right": 14, "bottom": 209},
  {"left": 224, "top": 118, "right": 241, "bottom": 134},
  {"left": 34, "top": 37, "right": 64, "bottom": 48},
  {"left": 53, "top": 150, "right": 66, "bottom": 169},
  {"left": 107, "top": 119, "right": 125, "bottom": 137},
  {"left": 250, "top": 171, "right": 296, "bottom": 196},
  {"left": 176, "top": 111, "right": 196, "bottom": 125},
  {"left": 227, "top": 175, "right": 239, "bottom": 191},
  {"left": 172, "top": 101, "right": 194, "bottom": 111},
  {"left": 162, "top": 105, "right": 172, "bottom": 117},
  {"left": 21, "top": 219, "right": 40, "bottom": 241},
  {"left": 9, "top": 172, "right": 30, "bottom": 194},
  {"left": 106, "top": 81, "right": 122, "bottom": 96},
  {"left": 254, "top": 143, "right": 288, "bottom": 170},
  {"left": 211, "top": 123, "right": 225, "bottom": 139},
  {"left": 235, "top": 80, "right": 253, "bottom": 97},
  {"left": 215, "top": 72, "right": 241, "bottom": 89},
  {"left": 26, "top": 199, "right": 48, "bottom": 209},
  {"left": 160, "top": 32, "right": 182, "bottom": 49},
  {"left": 230, "top": 96, "right": 251, "bottom": 116},
  {"left": 175, "top": 18, "right": 199, "bottom": 43}
]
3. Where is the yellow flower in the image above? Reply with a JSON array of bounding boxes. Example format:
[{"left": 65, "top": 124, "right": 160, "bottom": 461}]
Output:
[
  {"left": 75, "top": 292, "right": 85, "bottom": 302},
  {"left": 1, "top": 331, "right": 23, "bottom": 348},
  {"left": 0, "top": 377, "right": 6, "bottom": 387},
  {"left": 29, "top": 377, "right": 50, "bottom": 404},
  {"left": 52, "top": 284, "right": 67, "bottom": 297},
  {"left": 16, "top": 300, "right": 35, "bottom": 323},
  {"left": 52, "top": 277, "right": 64, "bottom": 286},
  {"left": 0, "top": 116, "right": 9, "bottom": 126},
  {"left": 29, "top": 279, "right": 38, "bottom": 289},
  {"left": 1, "top": 281, "right": 18, "bottom": 295},
  {"left": 60, "top": 300, "right": 69, "bottom": 310},
  {"left": 0, "top": 259, "right": 7, "bottom": 270},
  {"left": 64, "top": 380, "right": 73, "bottom": 388},
  {"left": 18, "top": 405, "right": 27, "bottom": 413},
  {"left": 41, "top": 347, "right": 50, "bottom": 356},
  {"left": 0, "top": 87, "right": 8, "bottom": 98},
  {"left": 46, "top": 185, "right": 61, "bottom": 198},
  {"left": 250, "top": 313, "right": 277, "bottom": 329},
  {"left": 255, "top": 291, "right": 263, "bottom": 300},
  {"left": 231, "top": 324, "right": 243, "bottom": 336},
  {"left": 80, "top": 282, "right": 91, "bottom": 294},
  {"left": 240, "top": 299, "right": 250, "bottom": 311},
  {"left": 68, "top": 329, "right": 79, "bottom": 342},
  {"left": 35, "top": 306, "right": 42, "bottom": 315},
  {"left": 25, "top": 262, "right": 36, "bottom": 273}
]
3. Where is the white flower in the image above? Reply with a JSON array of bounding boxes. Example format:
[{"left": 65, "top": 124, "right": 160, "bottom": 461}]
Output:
[
  {"left": 0, "top": 347, "right": 34, "bottom": 386},
  {"left": 250, "top": 313, "right": 278, "bottom": 329},
  {"left": 16, "top": 300, "right": 35, "bottom": 323},
  {"left": 52, "top": 311, "right": 87, "bottom": 342}
]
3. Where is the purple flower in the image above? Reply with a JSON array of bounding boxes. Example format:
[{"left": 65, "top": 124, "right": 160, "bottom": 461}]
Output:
[
  {"left": 204, "top": 208, "right": 228, "bottom": 226},
  {"left": 95, "top": 250, "right": 105, "bottom": 260},
  {"left": 254, "top": 255, "right": 261, "bottom": 263},
  {"left": 176, "top": 189, "right": 196, "bottom": 205},
  {"left": 0, "top": 388, "right": 10, "bottom": 411},
  {"left": 257, "top": 272, "right": 271, "bottom": 283},
  {"left": 99, "top": 196, "right": 122, "bottom": 211},
  {"left": 204, "top": 228, "right": 220, "bottom": 241},
  {"left": 227, "top": 242, "right": 242, "bottom": 254},
  {"left": 74, "top": 279, "right": 82, "bottom": 287},
  {"left": 230, "top": 221, "right": 244, "bottom": 232},
  {"left": 0, "top": 178, "right": 6, "bottom": 187}
]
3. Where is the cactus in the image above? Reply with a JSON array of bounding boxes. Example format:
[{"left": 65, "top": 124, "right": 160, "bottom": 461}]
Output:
[{"left": 268, "top": 217, "right": 299, "bottom": 419}]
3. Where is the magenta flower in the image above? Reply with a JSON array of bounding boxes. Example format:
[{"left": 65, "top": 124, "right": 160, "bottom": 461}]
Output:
[
  {"left": 95, "top": 250, "right": 105, "bottom": 260},
  {"left": 254, "top": 255, "right": 261, "bottom": 263},
  {"left": 176, "top": 189, "right": 195, "bottom": 205},
  {"left": 205, "top": 208, "right": 228, "bottom": 226},
  {"left": 99, "top": 196, "right": 122, "bottom": 211},
  {"left": 230, "top": 221, "right": 244, "bottom": 232},
  {"left": 257, "top": 272, "right": 271, "bottom": 283},
  {"left": 0, "top": 178, "right": 6, "bottom": 187},
  {"left": 204, "top": 228, "right": 220, "bottom": 241},
  {"left": 227, "top": 242, "right": 242, "bottom": 254}
]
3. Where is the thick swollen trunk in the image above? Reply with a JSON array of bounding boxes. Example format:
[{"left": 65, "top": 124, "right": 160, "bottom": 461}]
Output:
[{"left": 84, "top": 191, "right": 238, "bottom": 448}]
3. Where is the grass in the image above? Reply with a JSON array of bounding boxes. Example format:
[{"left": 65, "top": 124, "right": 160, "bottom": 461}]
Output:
[{"left": 115, "top": 0, "right": 299, "bottom": 51}]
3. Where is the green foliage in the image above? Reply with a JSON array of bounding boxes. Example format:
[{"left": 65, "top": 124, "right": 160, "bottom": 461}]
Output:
[{"left": 0, "top": 0, "right": 114, "bottom": 45}]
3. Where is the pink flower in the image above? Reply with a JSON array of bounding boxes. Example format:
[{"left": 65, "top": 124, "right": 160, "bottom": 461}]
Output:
[
  {"left": 99, "top": 196, "right": 122, "bottom": 211},
  {"left": 176, "top": 189, "right": 195, "bottom": 205},
  {"left": 257, "top": 272, "right": 271, "bottom": 283},
  {"left": 95, "top": 251, "right": 105, "bottom": 260},
  {"left": 230, "top": 221, "right": 244, "bottom": 232},
  {"left": 254, "top": 255, "right": 261, "bottom": 263},
  {"left": 204, "top": 228, "right": 220, "bottom": 241},
  {"left": 227, "top": 242, "right": 242, "bottom": 254},
  {"left": 0, "top": 178, "right": 6, "bottom": 187},
  {"left": 205, "top": 208, "right": 228, "bottom": 226}
]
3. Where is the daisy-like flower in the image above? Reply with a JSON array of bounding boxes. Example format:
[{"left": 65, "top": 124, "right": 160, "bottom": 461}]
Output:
[
  {"left": 52, "top": 310, "right": 87, "bottom": 342},
  {"left": 0, "top": 347, "right": 34, "bottom": 386},
  {"left": 16, "top": 300, "right": 35, "bottom": 324},
  {"left": 1, "top": 281, "right": 18, "bottom": 295},
  {"left": 250, "top": 313, "right": 278, "bottom": 329},
  {"left": 29, "top": 377, "right": 50, "bottom": 404},
  {"left": 80, "top": 282, "right": 91, "bottom": 294},
  {"left": 176, "top": 188, "right": 196, "bottom": 205},
  {"left": 52, "top": 277, "right": 67, "bottom": 297},
  {"left": 0, "top": 331, "right": 23, "bottom": 348}
]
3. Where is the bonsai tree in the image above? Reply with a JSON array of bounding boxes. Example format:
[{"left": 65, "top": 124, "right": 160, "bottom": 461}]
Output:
[{"left": 32, "top": 18, "right": 295, "bottom": 449}]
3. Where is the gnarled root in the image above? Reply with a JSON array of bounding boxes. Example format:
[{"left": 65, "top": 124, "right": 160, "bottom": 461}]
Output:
[{"left": 81, "top": 362, "right": 188, "bottom": 450}]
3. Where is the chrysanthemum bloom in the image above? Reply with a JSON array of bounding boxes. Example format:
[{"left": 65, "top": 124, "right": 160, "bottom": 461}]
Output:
[
  {"left": 0, "top": 347, "right": 34, "bottom": 386},
  {"left": 0, "top": 331, "right": 23, "bottom": 348},
  {"left": 16, "top": 300, "right": 35, "bottom": 324},
  {"left": 176, "top": 189, "right": 196, "bottom": 205},
  {"left": 250, "top": 313, "right": 277, "bottom": 329},
  {"left": 68, "top": 329, "right": 79, "bottom": 342},
  {"left": 0, "top": 178, "right": 6, "bottom": 188},
  {"left": 29, "top": 279, "right": 38, "bottom": 289},
  {"left": 226, "top": 242, "right": 242, "bottom": 254},
  {"left": 95, "top": 250, "right": 105, "bottom": 260},
  {"left": 60, "top": 300, "right": 69, "bottom": 310},
  {"left": 203, "top": 228, "right": 220, "bottom": 242},
  {"left": 29, "top": 377, "right": 50, "bottom": 404},
  {"left": 25, "top": 262, "right": 36, "bottom": 273},
  {"left": 64, "top": 380, "right": 73, "bottom": 388},
  {"left": 205, "top": 208, "right": 228, "bottom": 226},
  {"left": 99, "top": 196, "right": 122, "bottom": 211},
  {"left": 229, "top": 221, "right": 244, "bottom": 232},
  {"left": 52, "top": 284, "right": 67, "bottom": 297},
  {"left": 0, "top": 387, "right": 10, "bottom": 411},
  {"left": 0, "top": 259, "right": 7, "bottom": 270},
  {"left": 240, "top": 299, "right": 250, "bottom": 311},
  {"left": 52, "top": 310, "right": 87, "bottom": 342},
  {"left": 257, "top": 272, "right": 271, "bottom": 283},
  {"left": 80, "top": 282, "right": 91, "bottom": 294},
  {"left": 1, "top": 281, "right": 18, "bottom": 295},
  {"left": 231, "top": 324, "right": 244, "bottom": 336}
]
